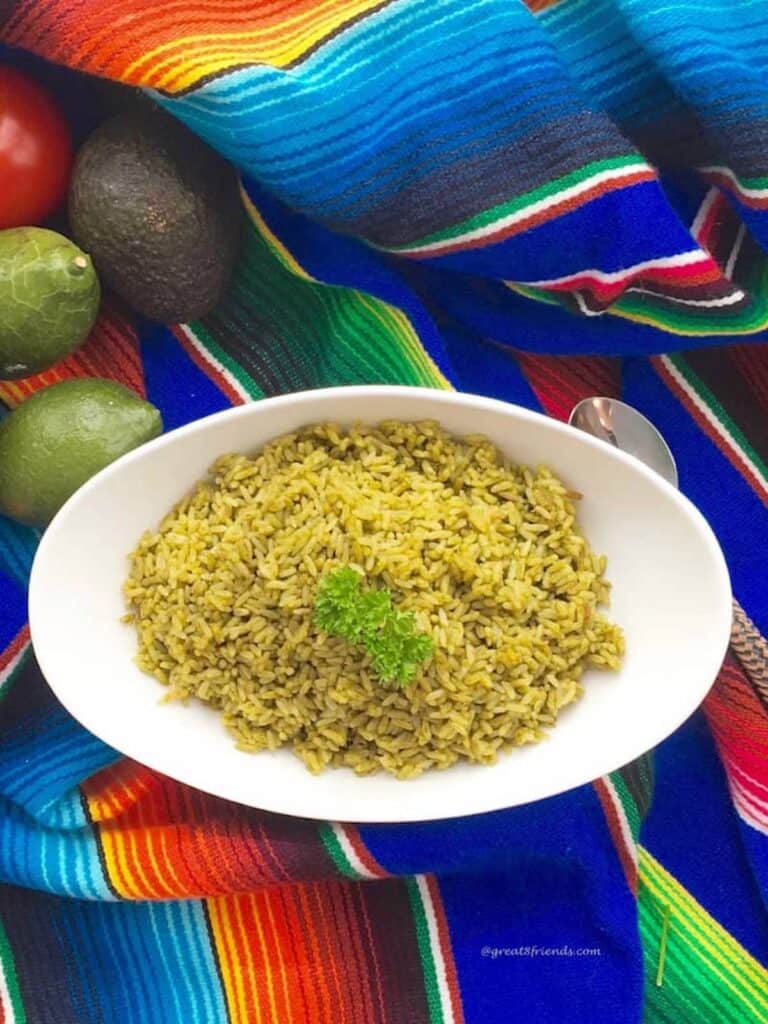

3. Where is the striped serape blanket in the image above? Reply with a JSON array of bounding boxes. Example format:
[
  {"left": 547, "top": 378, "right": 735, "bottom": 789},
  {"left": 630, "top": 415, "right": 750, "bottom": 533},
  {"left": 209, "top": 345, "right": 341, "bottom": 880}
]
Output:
[{"left": 1, "top": 2, "right": 767, "bottom": 1021}]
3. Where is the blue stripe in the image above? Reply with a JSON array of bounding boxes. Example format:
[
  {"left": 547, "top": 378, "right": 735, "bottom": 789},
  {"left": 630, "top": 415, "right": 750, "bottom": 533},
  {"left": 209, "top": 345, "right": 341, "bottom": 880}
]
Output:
[
  {"left": 0, "top": 568, "right": 26, "bottom": 652},
  {"left": 622, "top": 356, "right": 768, "bottom": 632},
  {"left": 424, "top": 180, "right": 698, "bottom": 279},
  {"left": 643, "top": 713, "right": 768, "bottom": 964},
  {"left": 140, "top": 324, "right": 232, "bottom": 430},
  {"left": 0, "top": 515, "right": 38, "bottom": 589},
  {"left": 0, "top": 798, "right": 111, "bottom": 898}
]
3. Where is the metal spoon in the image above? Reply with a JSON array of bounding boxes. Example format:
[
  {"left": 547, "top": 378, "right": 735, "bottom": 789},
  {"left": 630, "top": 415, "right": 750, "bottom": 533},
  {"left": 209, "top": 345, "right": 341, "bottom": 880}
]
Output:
[
  {"left": 569, "top": 396, "right": 678, "bottom": 488},
  {"left": 570, "top": 397, "right": 763, "bottom": 665}
]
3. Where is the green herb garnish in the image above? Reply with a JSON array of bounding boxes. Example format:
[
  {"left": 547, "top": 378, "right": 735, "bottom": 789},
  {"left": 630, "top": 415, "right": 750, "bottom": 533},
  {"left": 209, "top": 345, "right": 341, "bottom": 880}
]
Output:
[{"left": 314, "top": 566, "right": 434, "bottom": 686}]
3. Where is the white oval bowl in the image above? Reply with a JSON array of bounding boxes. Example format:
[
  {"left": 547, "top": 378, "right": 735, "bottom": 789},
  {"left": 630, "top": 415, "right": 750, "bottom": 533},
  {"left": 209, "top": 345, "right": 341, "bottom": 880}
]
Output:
[{"left": 29, "top": 386, "right": 731, "bottom": 822}]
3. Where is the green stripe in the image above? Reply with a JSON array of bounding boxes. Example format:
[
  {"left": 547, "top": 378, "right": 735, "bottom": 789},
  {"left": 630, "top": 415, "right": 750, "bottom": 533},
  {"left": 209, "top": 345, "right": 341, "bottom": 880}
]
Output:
[
  {"left": 0, "top": 642, "right": 30, "bottom": 702},
  {"left": 607, "top": 772, "right": 641, "bottom": 841},
  {"left": 639, "top": 877, "right": 766, "bottom": 1024},
  {"left": 318, "top": 824, "right": 360, "bottom": 880},
  {"left": 185, "top": 320, "right": 265, "bottom": 401},
  {"left": 512, "top": 282, "right": 768, "bottom": 340},
  {"left": 719, "top": 171, "right": 768, "bottom": 191},
  {"left": 200, "top": 218, "right": 443, "bottom": 397},
  {"left": 388, "top": 154, "right": 646, "bottom": 250},
  {"left": 405, "top": 877, "right": 444, "bottom": 1024},
  {"left": 639, "top": 857, "right": 768, "bottom": 1017},
  {"left": 615, "top": 292, "right": 768, "bottom": 336},
  {"left": 669, "top": 353, "right": 768, "bottom": 482},
  {"left": 0, "top": 916, "right": 26, "bottom": 1023}
]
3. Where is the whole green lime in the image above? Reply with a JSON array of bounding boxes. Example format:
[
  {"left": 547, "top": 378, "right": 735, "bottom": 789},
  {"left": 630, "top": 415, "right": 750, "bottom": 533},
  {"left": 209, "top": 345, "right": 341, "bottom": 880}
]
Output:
[
  {"left": 0, "top": 227, "right": 100, "bottom": 380},
  {"left": 0, "top": 379, "right": 162, "bottom": 527}
]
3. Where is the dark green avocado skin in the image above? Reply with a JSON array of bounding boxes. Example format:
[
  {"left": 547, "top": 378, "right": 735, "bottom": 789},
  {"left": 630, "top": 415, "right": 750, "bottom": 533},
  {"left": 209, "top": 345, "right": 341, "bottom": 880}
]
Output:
[{"left": 68, "top": 109, "right": 242, "bottom": 324}]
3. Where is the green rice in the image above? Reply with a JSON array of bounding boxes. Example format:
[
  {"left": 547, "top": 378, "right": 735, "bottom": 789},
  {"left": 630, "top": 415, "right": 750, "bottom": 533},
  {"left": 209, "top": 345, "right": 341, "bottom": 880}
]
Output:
[{"left": 124, "top": 420, "right": 623, "bottom": 778}]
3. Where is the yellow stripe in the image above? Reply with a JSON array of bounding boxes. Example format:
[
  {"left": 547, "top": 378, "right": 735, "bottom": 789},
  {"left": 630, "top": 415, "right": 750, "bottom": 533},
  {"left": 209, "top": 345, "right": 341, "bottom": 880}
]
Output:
[
  {"left": 126, "top": 0, "right": 386, "bottom": 90},
  {"left": 156, "top": 826, "right": 187, "bottom": 898},
  {"left": 639, "top": 847, "right": 768, "bottom": 1007},
  {"left": 242, "top": 187, "right": 312, "bottom": 281},
  {"left": 97, "top": 827, "right": 137, "bottom": 899},
  {"left": 133, "top": 804, "right": 177, "bottom": 900},
  {"left": 232, "top": 895, "right": 263, "bottom": 1024},
  {"left": 355, "top": 292, "right": 453, "bottom": 389},
  {"left": 85, "top": 783, "right": 138, "bottom": 898},
  {"left": 0, "top": 382, "right": 28, "bottom": 408},
  {"left": 207, "top": 897, "right": 250, "bottom": 1024},
  {"left": 124, "top": 826, "right": 157, "bottom": 898},
  {"left": 606, "top": 303, "right": 768, "bottom": 338}
]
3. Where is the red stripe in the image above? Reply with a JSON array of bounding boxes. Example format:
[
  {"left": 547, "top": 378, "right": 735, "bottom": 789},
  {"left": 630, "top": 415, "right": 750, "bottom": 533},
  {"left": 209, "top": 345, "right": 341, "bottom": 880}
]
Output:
[
  {"left": 0, "top": 626, "right": 30, "bottom": 674},
  {"left": 653, "top": 357, "right": 768, "bottom": 506},
  {"left": 402, "top": 169, "right": 657, "bottom": 258},
  {"left": 729, "top": 345, "right": 768, "bottom": 415},
  {"left": 593, "top": 778, "right": 637, "bottom": 895},
  {"left": 516, "top": 353, "right": 619, "bottom": 421},
  {"left": 702, "top": 171, "right": 768, "bottom": 211},
  {"left": 693, "top": 191, "right": 723, "bottom": 249},
  {"left": 171, "top": 326, "right": 245, "bottom": 407},
  {"left": 539, "top": 256, "right": 719, "bottom": 306},
  {"left": 340, "top": 825, "right": 389, "bottom": 878},
  {"left": 425, "top": 875, "right": 465, "bottom": 1024},
  {"left": 704, "top": 659, "right": 768, "bottom": 806}
]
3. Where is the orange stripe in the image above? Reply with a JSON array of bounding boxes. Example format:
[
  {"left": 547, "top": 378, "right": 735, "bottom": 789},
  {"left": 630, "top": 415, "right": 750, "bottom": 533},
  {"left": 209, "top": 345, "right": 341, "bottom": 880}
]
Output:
[
  {"left": 232, "top": 895, "right": 263, "bottom": 1023},
  {"left": 277, "top": 886, "right": 322, "bottom": 1022},
  {"left": 296, "top": 885, "right": 334, "bottom": 1021},
  {"left": 207, "top": 895, "right": 250, "bottom": 1022},
  {"left": 261, "top": 891, "right": 292, "bottom": 1023}
]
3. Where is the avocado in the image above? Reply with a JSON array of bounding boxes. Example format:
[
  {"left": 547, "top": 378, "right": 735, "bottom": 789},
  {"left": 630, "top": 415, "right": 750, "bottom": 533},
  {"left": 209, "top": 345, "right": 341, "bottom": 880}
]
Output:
[
  {"left": 0, "top": 227, "right": 100, "bottom": 380},
  {"left": 68, "top": 109, "right": 241, "bottom": 324},
  {"left": 0, "top": 378, "right": 162, "bottom": 527}
]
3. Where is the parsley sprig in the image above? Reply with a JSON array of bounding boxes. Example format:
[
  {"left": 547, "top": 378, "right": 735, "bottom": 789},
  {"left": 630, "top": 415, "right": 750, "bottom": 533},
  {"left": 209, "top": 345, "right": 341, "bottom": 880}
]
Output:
[{"left": 314, "top": 566, "right": 434, "bottom": 686}]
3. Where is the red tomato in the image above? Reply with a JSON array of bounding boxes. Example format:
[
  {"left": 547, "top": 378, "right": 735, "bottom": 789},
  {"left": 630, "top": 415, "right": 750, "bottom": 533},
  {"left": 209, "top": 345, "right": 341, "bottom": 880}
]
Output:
[{"left": 0, "top": 66, "right": 73, "bottom": 229}]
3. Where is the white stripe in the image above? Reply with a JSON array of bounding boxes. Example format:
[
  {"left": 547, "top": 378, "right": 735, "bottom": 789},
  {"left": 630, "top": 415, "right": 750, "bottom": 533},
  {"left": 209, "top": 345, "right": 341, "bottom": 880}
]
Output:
[
  {"left": 701, "top": 165, "right": 768, "bottom": 200},
  {"left": 415, "top": 875, "right": 457, "bottom": 1024},
  {"left": 574, "top": 292, "right": 607, "bottom": 317},
  {"left": 627, "top": 286, "right": 746, "bottom": 309},
  {"left": 601, "top": 778, "right": 639, "bottom": 870},
  {"left": 729, "top": 760, "right": 768, "bottom": 795},
  {"left": 691, "top": 187, "right": 720, "bottom": 242},
  {"left": 0, "top": 944, "right": 18, "bottom": 1024},
  {"left": 725, "top": 223, "right": 746, "bottom": 280},
  {"left": 331, "top": 824, "right": 380, "bottom": 880},
  {"left": 0, "top": 637, "right": 29, "bottom": 692},
  {"left": 522, "top": 248, "right": 708, "bottom": 289},
  {"left": 659, "top": 356, "right": 768, "bottom": 498},
  {"left": 397, "top": 163, "right": 652, "bottom": 255},
  {"left": 731, "top": 786, "right": 768, "bottom": 836},
  {"left": 174, "top": 325, "right": 252, "bottom": 404}
]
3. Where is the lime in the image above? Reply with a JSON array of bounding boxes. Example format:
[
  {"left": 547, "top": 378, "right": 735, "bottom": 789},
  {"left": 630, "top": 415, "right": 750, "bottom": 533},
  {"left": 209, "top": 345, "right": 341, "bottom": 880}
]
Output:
[
  {"left": 0, "top": 227, "right": 100, "bottom": 380},
  {"left": 0, "top": 379, "right": 162, "bottom": 526}
]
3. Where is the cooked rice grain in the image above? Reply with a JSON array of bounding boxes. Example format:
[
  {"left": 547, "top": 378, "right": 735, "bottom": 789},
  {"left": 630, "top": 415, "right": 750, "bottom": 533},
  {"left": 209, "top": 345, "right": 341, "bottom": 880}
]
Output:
[{"left": 124, "top": 421, "right": 623, "bottom": 778}]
